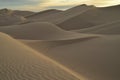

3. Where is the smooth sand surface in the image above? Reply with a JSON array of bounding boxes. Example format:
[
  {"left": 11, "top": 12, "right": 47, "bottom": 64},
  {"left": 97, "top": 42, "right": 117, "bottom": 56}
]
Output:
[
  {"left": 0, "top": 32, "right": 84, "bottom": 80},
  {"left": 21, "top": 35, "right": 120, "bottom": 80},
  {"left": 58, "top": 5, "right": 120, "bottom": 30},
  {"left": 0, "top": 22, "right": 97, "bottom": 40},
  {"left": 72, "top": 20, "right": 120, "bottom": 34}
]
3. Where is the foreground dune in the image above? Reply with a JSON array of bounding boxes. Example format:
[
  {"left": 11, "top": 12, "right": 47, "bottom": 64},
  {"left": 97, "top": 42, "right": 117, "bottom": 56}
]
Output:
[
  {"left": 0, "top": 22, "right": 97, "bottom": 40},
  {"left": 72, "top": 20, "right": 120, "bottom": 34},
  {"left": 21, "top": 35, "right": 120, "bottom": 80},
  {"left": 0, "top": 32, "right": 84, "bottom": 80}
]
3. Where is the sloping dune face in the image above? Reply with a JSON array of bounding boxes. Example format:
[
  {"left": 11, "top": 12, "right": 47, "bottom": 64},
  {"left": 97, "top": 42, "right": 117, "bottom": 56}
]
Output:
[
  {"left": 22, "top": 35, "right": 120, "bottom": 80},
  {"left": 73, "top": 20, "right": 120, "bottom": 34},
  {"left": 0, "top": 22, "right": 94, "bottom": 40},
  {"left": 0, "top": 32, "right": 81, "bottom": 80},
  {"left": 58, "top": 5, "right": 120, "bottom": 30}
]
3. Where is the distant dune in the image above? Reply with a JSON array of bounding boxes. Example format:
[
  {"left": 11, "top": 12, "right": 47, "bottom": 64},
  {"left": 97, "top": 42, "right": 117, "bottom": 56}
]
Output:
[
  {"left": 72, "top": 20, "right": 120, "bottom": 34},
  {"left": 0, "top": 8, "right": 34, "bottom": 17},
  {"left": 0, "top": 8, "right": 27, "bottom": 26},
  {"left": 26, "top": 9, "right": 62, "bottom": 20},
  {"left": 0, "top": 32, "right": 83, "bottom": 80},
  {"left": 58, "top": 5, "right": 120, "bottom": 30},
  {"left": 12, "top": 10, "right": 34, "bottom": 17},
  {"left": 26, "top": 4, "right": 94, "bottom": 24}
]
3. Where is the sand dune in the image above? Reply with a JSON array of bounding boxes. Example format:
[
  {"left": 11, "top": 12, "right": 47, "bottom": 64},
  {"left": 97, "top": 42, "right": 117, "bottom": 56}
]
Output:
[
  {"left": 26, "top": 4, "right": 94, "bottom": 24},
  {"left": 0, "top": 8, "right": 34, "bottom": 17},
  {"left": 58, "top": 5, "right": 120, "bottom": 30},
  {"left": 12, "top": 10, "right": 34, "bottom": 17},
  {"left": 0, "top": 32, "right": 83, "bottom": 80},
  {"left": 0, "top": 4, "right": 120, "bottom": 80},
  {"left": 0, "top": 22, "right": 97, "bottom": 40},
  {"left": 72, "top": 20, "right": 120, "bottom": 34},
  {"left": 0, "top": 8, "right": 27, "bottom": 26},
  {"left": 21, "top": 35, "right": 120, "bottom": 80},
  {"left": 26, "top": 9, "right": 62, "bottom": 19}
]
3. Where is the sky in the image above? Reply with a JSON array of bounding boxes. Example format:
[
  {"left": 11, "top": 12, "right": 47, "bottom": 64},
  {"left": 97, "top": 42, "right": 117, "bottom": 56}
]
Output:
[{"left": 0, "top": 0, "right": 120, "bottom": 11}]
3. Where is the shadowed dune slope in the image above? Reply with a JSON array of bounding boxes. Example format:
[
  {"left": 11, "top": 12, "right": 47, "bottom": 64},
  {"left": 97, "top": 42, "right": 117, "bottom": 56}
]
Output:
[
  {"left": 58, "top": 5, "right": 120, "bottom": 30},
  {"left": 0, "top": 9, "right": 26, "bottom": 26},
  {"left": 0, "top": 22, "right": 97, "bottom": 40},
  {"left": 0, "top": 8, "right": 34, "bottom": 17},
  {"left": 26, "top": 4, "right": 94, "bottom": 24},
  {"left": 21, "top": 35, "right": 120, "bottom": 80},
  {"left": 72, "top": 20, "right": 120, "bottom": 34},
  {"left": 0, "top": 15, "right": 26, "bottom": 26},
  {"left": 0, "top": 32, "right": 82, "bottom": 80},
  {"left": 12, "top": 10, "right": 34, "bottom": 17}
]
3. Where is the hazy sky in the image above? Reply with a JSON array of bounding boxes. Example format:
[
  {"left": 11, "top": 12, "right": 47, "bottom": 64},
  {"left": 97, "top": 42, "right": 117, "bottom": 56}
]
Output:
[{"left": 0, "top": 0, "right": 120, "bottom": 11}]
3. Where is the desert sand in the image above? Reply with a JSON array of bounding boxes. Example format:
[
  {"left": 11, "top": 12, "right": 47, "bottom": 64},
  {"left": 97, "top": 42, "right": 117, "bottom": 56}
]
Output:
[
  {"left": 0, "top": 4, "right": 120, "bottom": 80},
  {"left": 0, "top": 32, "right": 83, "bottom": 80},
  {"left": 0, "top": 22, "right": 97, "bottom": 40},
  {"left": 58, "top": 5, "right": 120, "bottom": 30},
  {"left": 26, "top": 4, "right": 95, "bottom": 24},
  {"left": 72, "top": 20, "right": 120, "bottom": 34},
  {"left": 21, "top": 35, "right": 120, "bottom": 80}
]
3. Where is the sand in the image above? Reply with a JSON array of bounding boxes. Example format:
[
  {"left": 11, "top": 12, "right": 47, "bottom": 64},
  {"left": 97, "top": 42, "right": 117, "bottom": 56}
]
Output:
[
  {"left": 0, "top": 9, "right": 27, "bottom": 26},
  {"left": 26, "top": 4, "right": 94, "bottom": 24},
  {"left": 21, "top": 35, "right": 120, "bottom": 80},
  {"left": 26, "top": 9, "right": 62, "bottom": 19},
  {"left": 0, "top": 22, "right": 97, "bottom": 40},
  {"left": 72, "top": 20, "right": 120, "bottom": 34},
  {"left": 0, "top": 32, "right": 84, "bottom": 80},
  {"left": 0, "top": 4, "right": 120, "bottom": 80},
  {"left": 58, "top": 5, "right": 120, "bottom": 30},
  {"left": 0, "top": 8, "right": 34, "bottom": 17}
]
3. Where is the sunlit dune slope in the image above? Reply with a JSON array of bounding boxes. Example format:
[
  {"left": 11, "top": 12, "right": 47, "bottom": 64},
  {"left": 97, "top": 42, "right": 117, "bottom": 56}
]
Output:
[{"left": 0, "top": 32, "right": 82, "bottom": 80}]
